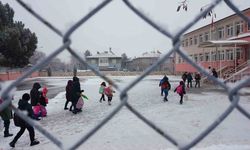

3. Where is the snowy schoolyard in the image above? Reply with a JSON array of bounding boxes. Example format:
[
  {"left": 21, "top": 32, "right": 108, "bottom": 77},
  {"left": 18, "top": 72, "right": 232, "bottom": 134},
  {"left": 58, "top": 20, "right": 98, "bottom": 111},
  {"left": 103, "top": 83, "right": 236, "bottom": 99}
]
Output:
[{"left": 1, "top": 75, "right": 250, "bottom": 150}]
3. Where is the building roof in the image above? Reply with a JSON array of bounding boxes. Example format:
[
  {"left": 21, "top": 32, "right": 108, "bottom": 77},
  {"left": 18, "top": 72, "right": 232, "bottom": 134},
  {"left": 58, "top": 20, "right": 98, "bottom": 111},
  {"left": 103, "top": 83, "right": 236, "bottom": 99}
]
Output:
[
  {"left": 139, "top": 50, "right": 162, "bottom": 58},
  {"left": 198, "top": 40, "right": 250, "bottom": 48},
  {"left": 87, "top": 50, "right": 121, "bottom": 58},
  {"left": 185, "top": 7, "right": 250, "bottom": 36}
]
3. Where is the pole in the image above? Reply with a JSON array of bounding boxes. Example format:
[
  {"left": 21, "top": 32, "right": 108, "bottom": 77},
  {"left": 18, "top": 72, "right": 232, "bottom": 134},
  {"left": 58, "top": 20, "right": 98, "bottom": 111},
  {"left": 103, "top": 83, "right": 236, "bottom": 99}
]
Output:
[
  {"left": 234, "top": 44, "right": 236, "bottom": 73},
  {"left": 219, "top": 44, "right": 222, "bottom": 78}
]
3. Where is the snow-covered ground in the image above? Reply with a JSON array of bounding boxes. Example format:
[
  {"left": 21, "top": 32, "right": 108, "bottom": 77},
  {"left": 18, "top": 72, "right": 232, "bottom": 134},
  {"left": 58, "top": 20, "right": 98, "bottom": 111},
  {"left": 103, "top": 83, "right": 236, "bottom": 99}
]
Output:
[{"left": 1, "top": 75, "right": 250, "bottom": 150}]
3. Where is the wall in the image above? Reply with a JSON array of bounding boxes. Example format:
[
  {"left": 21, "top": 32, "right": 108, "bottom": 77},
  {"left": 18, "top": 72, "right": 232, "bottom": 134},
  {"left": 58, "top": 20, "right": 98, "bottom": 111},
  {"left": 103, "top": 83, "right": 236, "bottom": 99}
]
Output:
[{"left": 0, "top": 71, "right": 39, "bottom": 81}]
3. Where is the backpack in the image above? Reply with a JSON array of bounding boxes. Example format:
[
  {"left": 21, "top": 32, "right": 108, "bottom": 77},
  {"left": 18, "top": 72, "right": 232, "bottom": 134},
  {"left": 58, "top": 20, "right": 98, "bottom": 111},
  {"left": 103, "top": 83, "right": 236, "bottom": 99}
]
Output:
[
  {"left": 76, "top": 96, "right": 84, "bottom": 109},
  {"left": 176, "top": 85, "right": 183, "bottom": 94},
  {"left": 99, "top": 86, "right": 104, "bottom": 94},
  {"left": 104, "top": 87, "right": 113, "bottom": 96},
  {"left": 13, "top": 113, "right": 25, "bottom": 127},
  {"left": 161, "top": 82, "right": 169, "bottom": 89}
]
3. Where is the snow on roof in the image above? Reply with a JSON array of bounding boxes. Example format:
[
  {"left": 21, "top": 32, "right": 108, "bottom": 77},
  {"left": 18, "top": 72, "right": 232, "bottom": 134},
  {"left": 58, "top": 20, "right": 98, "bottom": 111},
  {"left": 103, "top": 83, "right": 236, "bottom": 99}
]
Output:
[
  {"left": 198, "top": 40, "right": 250, "bottom": 48},
  {"left": 87, "top": 50, "right": 121, "bottom": 58},
  {"left": 139, "top": 50, "right": 162, "bottom": 58}
]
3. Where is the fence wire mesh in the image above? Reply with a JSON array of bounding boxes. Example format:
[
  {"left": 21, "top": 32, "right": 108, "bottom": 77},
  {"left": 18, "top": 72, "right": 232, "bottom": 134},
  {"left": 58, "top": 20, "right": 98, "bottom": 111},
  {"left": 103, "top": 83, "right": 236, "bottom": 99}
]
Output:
[{"left": 0, "top": 0, "right": 250, "bottom": 149}]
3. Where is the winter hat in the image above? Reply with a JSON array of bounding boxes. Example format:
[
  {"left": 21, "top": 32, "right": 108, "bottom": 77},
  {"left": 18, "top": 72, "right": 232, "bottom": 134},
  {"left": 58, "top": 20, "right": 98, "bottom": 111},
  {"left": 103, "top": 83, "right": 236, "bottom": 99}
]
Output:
[{"left": 22, "top": 93, "right": 30, "bottom": 101}]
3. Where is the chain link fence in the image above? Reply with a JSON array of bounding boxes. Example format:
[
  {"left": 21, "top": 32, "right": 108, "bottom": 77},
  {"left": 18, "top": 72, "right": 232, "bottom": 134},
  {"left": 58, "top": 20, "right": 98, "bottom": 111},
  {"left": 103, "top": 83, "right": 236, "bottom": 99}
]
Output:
[{"left": 1, "top": 0, "right": 250, "bottom": 149}]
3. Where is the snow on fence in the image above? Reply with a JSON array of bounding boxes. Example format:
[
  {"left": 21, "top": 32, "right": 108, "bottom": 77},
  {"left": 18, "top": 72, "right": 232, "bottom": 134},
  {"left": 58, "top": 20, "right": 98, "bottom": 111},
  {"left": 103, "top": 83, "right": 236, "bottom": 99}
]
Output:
[{"left": 1, "top": 0, "right": 250, "bottom": 150}]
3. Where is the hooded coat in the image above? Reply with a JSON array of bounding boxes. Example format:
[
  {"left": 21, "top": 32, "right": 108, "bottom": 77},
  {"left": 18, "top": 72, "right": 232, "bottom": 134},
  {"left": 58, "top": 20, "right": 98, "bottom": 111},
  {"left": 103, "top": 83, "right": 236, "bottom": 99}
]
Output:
[
  {"left": 30, "top": 82, "right": 41, "bottom": 106},
  {"left": 14, "top": 98, "right": 34, "bottom": 127},
  {"left": 72, "top": 77, "right": 81, "bottom": 103},
  {"left": 66, "top": 80, "right": 73, "bottom": 102}
]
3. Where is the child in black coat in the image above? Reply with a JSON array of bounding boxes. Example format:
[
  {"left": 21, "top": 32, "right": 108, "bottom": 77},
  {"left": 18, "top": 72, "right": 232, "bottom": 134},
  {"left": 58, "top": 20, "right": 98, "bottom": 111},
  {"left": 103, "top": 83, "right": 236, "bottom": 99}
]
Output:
[{"left": 10, "top": 93, "right": 40, "bottom": 147}]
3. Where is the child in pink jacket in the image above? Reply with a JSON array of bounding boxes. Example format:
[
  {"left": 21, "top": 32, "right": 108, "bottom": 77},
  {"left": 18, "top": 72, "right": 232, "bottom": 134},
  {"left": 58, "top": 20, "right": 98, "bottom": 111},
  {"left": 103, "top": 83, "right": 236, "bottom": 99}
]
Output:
[
  {"left": 174, "top": 81, "right": 186, "bottom": 104},
  {"left": 104, "top": 84, "right": 115, "bottom": 105}
]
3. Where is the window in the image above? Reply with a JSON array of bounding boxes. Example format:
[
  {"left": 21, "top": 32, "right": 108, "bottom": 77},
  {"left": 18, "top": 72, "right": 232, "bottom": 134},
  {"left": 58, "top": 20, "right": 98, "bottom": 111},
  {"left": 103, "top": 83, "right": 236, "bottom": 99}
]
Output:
[
  {"left": 185, "top": 39, "right": 188, "bottom": 47},
  {"left": 204, "top": 32, "right": 209, "bottom": 41},
  {"left": 218, "top": 27, "right": 224, "bottom": 39},
  {"left": 226, "top": 49, "right": 234, "bottom": 60},
  {"left": 236, "top": 48, "right": 243, "bottom": 59},
  {"left": 226, "top": 50, "right": 229, "bottom": 60},
  {"left": 189, "top": 37, "right": 193, "bottom": 46},
  {"left": 199, "top": 54, "right": 203, "bottom": 61},
  {"left": 199, "top": 34, "right": 203, "bottom": 43},
  {"left": 111, "top": 59, "right": 116, "bottom": 64},
  {"left": 194, "top": 54, "right": 198, "bottom": 62},
  {"left": 99, "top": 58, "right": 109, "bottom": 66},
  {"left": 182, "top": 40, "right": 185, "bottom": 47},
  {"left": 220, "top": 50, "right": 224, "bottom": 60},
  {"left": 178, "top": 56, "right": 181, "bottom": 63},
  {"left": 189, "top": 55, "right": 193, "bottom": 60},
  {"left": 226, "top": 24, "right": 233, "bottom": 37},
  {"left": 194, "top": 36, "right": 198, "bottom": 45},
  {"left": 211, "top": 30, "right": 217, "bottom": 40},
  {"left": 248, "top": 22, "right": 250, "bottom": 31},
  {"left": 211, "top": 52, "right": 216, "bottom": 61},
  {"left": 235, "top": 21, "right": 243, "bottom": 35},
  {"left": 205, "top": 53, "right": 209, "bottom": 61},
  {"left": 91, "top": 59, "right": 96, "bottom": 64}
]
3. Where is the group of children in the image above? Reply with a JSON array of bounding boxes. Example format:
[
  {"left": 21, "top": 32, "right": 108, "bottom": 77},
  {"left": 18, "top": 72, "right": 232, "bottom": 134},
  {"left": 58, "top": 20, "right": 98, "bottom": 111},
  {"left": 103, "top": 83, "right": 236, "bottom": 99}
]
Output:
[
  {"left": 181, "top": 72, "right": 202, "bottom": 88},
  {"left": 64, "top": 76, "right": 88, "bottom": 114},
  {"left": 159, "top": 75, "right": 186, "bottom": 104},
  {"left": 30, "top": 82, "right": 48, "bottom": 119},
  {"left": 64, "top": 78, "right": 115, "bottom": 115},
  {"left": 99, "top": 81, "right": 115, "bottom": 105},
  {"left": 0, "top": 81, "right": 44, "bottom": 147}
]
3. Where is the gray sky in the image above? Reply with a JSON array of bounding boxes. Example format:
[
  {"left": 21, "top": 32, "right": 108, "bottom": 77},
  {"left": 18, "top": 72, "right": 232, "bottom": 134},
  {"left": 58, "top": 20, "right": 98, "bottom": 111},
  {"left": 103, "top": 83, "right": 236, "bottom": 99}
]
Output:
[{"left": 2, "top": 0, "right": 250, "bottom": 63}]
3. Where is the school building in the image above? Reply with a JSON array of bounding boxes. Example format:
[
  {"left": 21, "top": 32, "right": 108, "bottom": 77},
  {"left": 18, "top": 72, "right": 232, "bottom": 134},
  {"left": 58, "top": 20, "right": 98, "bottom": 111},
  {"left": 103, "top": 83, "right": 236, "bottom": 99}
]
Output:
[
  {"left": 126, "top": 50, "right": 174, "bottom": 73},
  {"left": 86, "top": 48, "right": 122, "bottom": 71},
  {"left": 175, "top": 8, "right": 250, "bottom": 82}
]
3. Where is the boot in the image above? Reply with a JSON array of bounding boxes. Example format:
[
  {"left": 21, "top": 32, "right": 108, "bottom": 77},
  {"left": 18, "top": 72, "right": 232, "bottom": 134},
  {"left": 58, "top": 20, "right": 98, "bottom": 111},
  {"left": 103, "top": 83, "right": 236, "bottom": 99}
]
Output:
[
  {"left": 4, "top": 133, "right": 13, "bottom": 137},
  {"left": 180, "top": 100, "right": 183, "bottom": 104},
  {"left": 30, "top": 139, "right": 40, "bottom": 146},
  {"left": 9, "top": 141, "right": 15, "bottom": 147}
]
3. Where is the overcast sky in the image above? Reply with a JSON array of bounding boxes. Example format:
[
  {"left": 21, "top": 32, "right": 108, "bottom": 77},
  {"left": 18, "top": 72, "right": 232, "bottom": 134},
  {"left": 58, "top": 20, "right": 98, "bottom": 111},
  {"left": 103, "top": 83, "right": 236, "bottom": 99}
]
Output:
[{"left": 1, "top": 0, "right": 250, "bottom": 63}]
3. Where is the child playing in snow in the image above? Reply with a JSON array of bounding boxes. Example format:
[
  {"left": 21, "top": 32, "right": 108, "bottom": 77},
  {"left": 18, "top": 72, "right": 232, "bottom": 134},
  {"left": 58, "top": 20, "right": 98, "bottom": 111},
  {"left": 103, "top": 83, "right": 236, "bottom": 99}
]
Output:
[
  {"left": 99, "top": 82, "right": 106, "bottom": 103},
  {"left": 65, "top": 80, "right": 73, "bottom": 110},
  {"left": 174, "top": 81, "right": 186, "bottom": 104},
  {"left": 104, "top": 83, "right": 115, "bottom": 105},
  {"left": 75, "top": 90, "right": 88, "bottom": 113},
  {"left": 160, "top": 76, "right": 171, "bottom": 102}
]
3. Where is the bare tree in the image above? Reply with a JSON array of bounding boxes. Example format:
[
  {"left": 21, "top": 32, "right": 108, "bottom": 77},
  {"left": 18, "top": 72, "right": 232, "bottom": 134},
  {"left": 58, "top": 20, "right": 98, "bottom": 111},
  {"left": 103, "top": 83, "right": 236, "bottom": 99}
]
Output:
[
  {"left": 121, "top": 53, "right": 128, "bottom": 70},
  {"left": 48, "top": 58, "right": 66, "bottom": 72},
  {"left": 29, "top": 51, "right": 46, "bottom": 66},
  {"left": 177, "top": 1, "right": 216, "bottom": 27}
]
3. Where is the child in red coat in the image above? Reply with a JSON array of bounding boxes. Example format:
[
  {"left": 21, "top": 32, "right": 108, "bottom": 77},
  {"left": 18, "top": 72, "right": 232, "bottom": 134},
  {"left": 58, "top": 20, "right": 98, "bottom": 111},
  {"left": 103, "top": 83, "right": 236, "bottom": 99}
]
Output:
[
  {"left": 174, "top": 81, "right": 186, "bottom": 104},
  {"left": 104, "top": 83, "right": 115, "bottom": 105}
]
